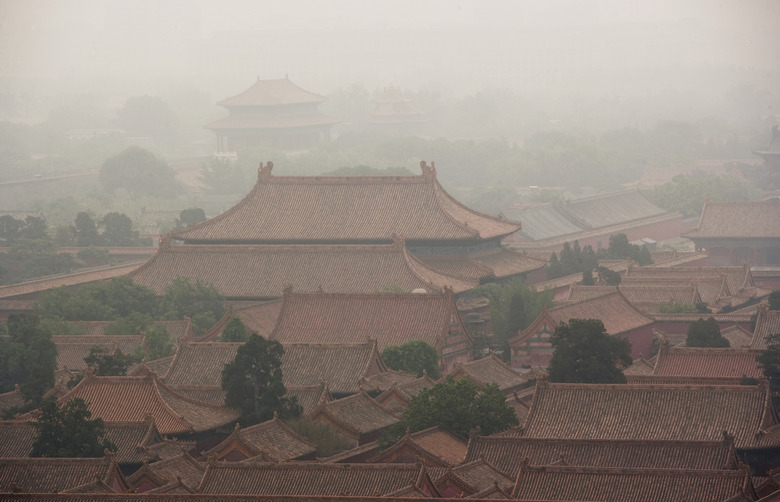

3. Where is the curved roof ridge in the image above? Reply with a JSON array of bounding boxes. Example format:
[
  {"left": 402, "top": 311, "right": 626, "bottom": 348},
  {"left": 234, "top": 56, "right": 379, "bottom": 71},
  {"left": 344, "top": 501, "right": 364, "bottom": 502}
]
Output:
[
  {"left": 432, "top": 175, "right": 521, "bottom": 237},
  {"left": 400, "top": 243, "right": 476, "bottom": 293}
]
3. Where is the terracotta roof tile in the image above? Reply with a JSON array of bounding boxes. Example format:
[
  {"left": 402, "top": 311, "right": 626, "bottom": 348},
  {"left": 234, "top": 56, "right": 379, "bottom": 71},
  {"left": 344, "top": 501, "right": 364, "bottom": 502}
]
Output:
[
  {"left": 173, "top": 164, "right": 519, "bottom": 243},
  {"left": 62, "top": 320, "right": 194, "bottom": 340},
  {"left": 416, "top": 247, "right": 545, "bottom": 281},
  {"left": 511, "top": 464, "right": 755, "bottom": 502},
  {"left": 201, "top": 416, "right": 316, "bottom": 462},
  {"left": 53, "top": 335, "right": 144, "bottom": 371},
  {"left": 377, "top": 427, "right": 468, "bottom": 466},
  {"left": 162, "top": 342, "right": 241, "bottom": 388},
  {"left": 651, "top": 346, "right": 764, "bottom": 380},
  {"left": 0, "top": 421, "right": 35, "bottom": 457},
  {"left": 199, "top": 300, "right": 283, "bottom": 341},
  {"left": 0, "top": 456, "right": 121, "bottom": 494},
  {"left": 196, "top": 461, "right": 431, "bottom": 496},
  {"left": 309, "top": 391, "right": 400, "bottom": 439},
  {"left": 284, "top": 385, "right": 330, "bottom": 415},
  {"left": 270, "top": 290, "right": 471, "bottom": 357},
  {"left": 216, "top": 78, "right": 328, "bottom": 107},
  {"left": 522, "top": 380, "right": 780, "bottom": 448},
  {"left": 438, "top": 458, "right": 514, "bottom": 493},
  {"left": 752, "top": 307, "right": 780, "bottom": 350},
  {"left": 448, "top": 354, "right": 534, "bottom": 393},
  {"left": 623, "top": 264, "right": 755, "bottom": 299},
  {"left": 129, "top": 242, "right": 477, "bottom": 298},
  {"left": 127, "top": 452, "right": 205, "bottom": 492},
  {"left": 684, "top": 200, "right": 780, "bottom": 239},
  {"left": 465, "top": 436, "right": 738, "bottom": 475},
  {"left": 58, "top": 374, "right": 239, "bottom": 435},
  {"left": 569, "top": 284, "right": 701, "bottom": 313},
  {"left": 0, "top": 262, "right": 145, "bottom": 300},
  {"left": 0, "top": 387, "right": 28, "bottom": 416}
]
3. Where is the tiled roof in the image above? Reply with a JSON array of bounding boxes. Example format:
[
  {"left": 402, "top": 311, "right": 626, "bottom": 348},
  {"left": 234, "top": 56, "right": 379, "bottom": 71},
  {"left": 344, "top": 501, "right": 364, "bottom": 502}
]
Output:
[
  {"left": 285, "top": 385, "right": 330, "bottom": 416},
  {"left": 752, "top": 307, "right": 780, "bottom": 350},
  {"left": 309, "top": 391, "right": 400, "bottom": 438},
  {"left": 201, "top": 416, "right": 316, "bottom": 462},
  {"left": 128, "top": 241, "right": 477, "bottom": 298},
  {"left": 721, "top": 324, "right": 755, "bottom": 348},
  {"left": 172, "top": 162, "right": 519, "bottom": 243},
  {"left": 511, "top": 464, "right": 755, "bottom": 502},
  {"left": 0, "top": 456, "right": 121, "bottom": 494},
  {"left": 522, "top": 379, "right": 780, "bottom": 448},
  {"left": 364, "top": 369, "right": 422, "bottom": 392},
  {"left": 416, "top": 247, "right": 545, "bottom": 281},
  {"left": 53, "top": 335, "right": 144, "bottom": 371},
  {"left": 196, "top": 461, "right": 431, "bottom": 496},
  {"left": 623, "top": 264, "right": 755, "bottom": 298},
  {"left": 0, "top": 387, "right": 28, "bottom": 415},
  {"left": 684, "top": 200, "right": 780, "bottom": 239},
  {"left": 198, "top": 301, "right": 283, "bottom": 341},
  {"left": 0, "top": 421, "right": 35, "bottom": 457},
  {"left": 465, "top": 436, "right": 738, "bottom": 475},
  {"left": 0, "top": 261, "right": 144, "bottom": 300},
  {"left": 504, "top": 204, "right": 582, "bottom": 241},
  {"left": 436, "top": 458, "right": 514, "bottom": 493},
  {"left": 63, "top": 320, "right": 194, "bottom": 340},
  {"left": 102, "top": 419, "right": 164, "bottom": 465},
  {"left": 651, "top": 346, "right": 764, "bottom": 380},
  {"left": 270, "top": 290, "right": 470, "bottom": 352},
  {"left": 448, "top": 355, "right": 534, "bottom": 393},
  {"left": 569, "top": 284, "right": 701, "bottom": 313},
  {"left": 162, "top": 342, "right": 241, "bottom": 388},
  {"left": 127, "top": 452, "right": 205, "bottom": 492},
  {"left": 58, "top": 374, "right": 239, "bottom": 435},
  {"left": 216, "top": 78, "right": 328, "bottom": 107},
  {"left": 518, "top": 291, "right": 653, "bottom": 340},
  {"left": 280, "top": 341, "right": 387, "bottom": 395}
]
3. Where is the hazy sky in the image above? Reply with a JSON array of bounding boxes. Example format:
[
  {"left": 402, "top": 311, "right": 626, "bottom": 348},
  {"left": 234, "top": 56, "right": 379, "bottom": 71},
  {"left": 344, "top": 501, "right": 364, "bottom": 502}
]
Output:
[{"left": 1, "top": 0, "right": 779, "bottom": 104}]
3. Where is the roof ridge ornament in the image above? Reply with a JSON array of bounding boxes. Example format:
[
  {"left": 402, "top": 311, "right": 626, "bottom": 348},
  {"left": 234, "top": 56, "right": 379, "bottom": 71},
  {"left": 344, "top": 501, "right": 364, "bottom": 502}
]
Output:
[
  {"left": 258, "top": 161, "right": 274, "bottom": 181},
  {"left": 420, "top": 160, "right": 436, "bottom": 180}
]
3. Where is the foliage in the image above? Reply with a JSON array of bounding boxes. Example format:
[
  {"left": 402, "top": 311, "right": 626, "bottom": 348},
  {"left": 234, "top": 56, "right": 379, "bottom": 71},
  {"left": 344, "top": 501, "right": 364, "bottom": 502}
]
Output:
[
  {"left": 769, "top": 291, "right": 780, "bottom": 310},
  {"left": 284, "top": 417, "right": 354, "bottom": 457},
  {"left": 160, "top": 276, "right": 225, "bottom": 334},
  {"left": 176, "top": 208, "right": 207, "bottom": 229},
  {"left": 222, "top": 334, "right": 301, "bottom": 425},
  {"left": 145, "top": 324, "right": 174, "bottom": 360},
  {"left": 99, "top": 146, "right": 179, "bottom": 198},
  {"left": 200, "top": 158, "right": 251, "bottom": 195},
  {"left": 468, "top": 278, "right": 554, "bottom": 358},
  {"left": 384, "top": 376, "right": 518, "bottom": 443},
  {"left": 686, "top": 317, "right": 730, "bottom": 347},
  {"left": 547, "top": 241, "right": 598, "bottom": 279},
  {"left": 659, "top": 301, "right": 697, "bottom": 314},
  {"left": 0, "top": 314, "right": 57, "bottom": 402},
  {"left": 221, "top": 316, "right": 249, "bottom": 343},
  {"left": 381, "top": 340, "right": 440, "bottom": 379},
  {"left": 102, "top": 312, "right": 154, "bottom": 335},
  {"left": 597, "top": 266, "right": 622, "bottom": 285},
  {"left": 547, "top": 318, "right": 632, "bottom": 384},
  {"left": 0, "top": 215, "right": 47, "bottom": 245},
  {"left": 647, "top": 173, "right": 760, "bottom": 218},
  {"left": 101, "top": 212, "right": 139, "bottom": 246},
  {"left": 73, "top": 212, "right": 101, "bottom": 247},
  {"left": 83, "top": 347, "right": 136, "bottom": 376},
  {"left": 31, "top": 398, "right": 116, "bottom": 457},
  {"left": 35, "top": 277, "right": 158, "bottom": 321},
  {"left": 605, "top": 233, "right": 653, "bottom": 265}
]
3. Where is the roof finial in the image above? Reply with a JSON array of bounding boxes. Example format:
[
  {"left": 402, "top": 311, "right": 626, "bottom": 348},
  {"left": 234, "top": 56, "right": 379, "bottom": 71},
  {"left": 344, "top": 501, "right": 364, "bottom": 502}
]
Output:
[
  {"left": 258, "top": 161, "right": 274, "bottom": 180},
  {"left": 420, "top": 160, "right": 436, "bottom": 179}
]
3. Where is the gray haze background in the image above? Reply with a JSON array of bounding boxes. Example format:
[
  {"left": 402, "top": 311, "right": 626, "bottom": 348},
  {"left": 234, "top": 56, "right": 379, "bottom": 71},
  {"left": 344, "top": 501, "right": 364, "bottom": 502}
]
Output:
[{"left": 2, "top": 0, "right": 778, "bottom": 115}]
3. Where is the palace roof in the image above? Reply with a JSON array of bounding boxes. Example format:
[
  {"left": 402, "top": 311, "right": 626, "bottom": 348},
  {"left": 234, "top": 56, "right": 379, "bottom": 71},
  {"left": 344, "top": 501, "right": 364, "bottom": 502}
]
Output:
[
  {"left": 269, "top": 290, "right": 469, "bottom": 351},
  {"left": 199, "top": 300, "right": 283, "bottom": 341},
  {"left": 684, "top": 200, "right": 780, "bottom": 239},
  {"left": 465, "top": 436, "right": 738, "bottom": 475},
  {"left": 519, "top": 291, "right": 654, "bottom": 338},
  {"left": 623, "top": 263, "right": 755, "bottom": 297},
  {"left": 510, "top": 464, "right": 755, "bottom": 502},
  {"left": 162, "top": 342, "right": 241, "bottom": 389},
  {"left": 196, "top": 461, "right": 432, "bottom": 496},
  {"left": 568, "top": 284, "right": 701, "bottom": 313},
  {"left": 58, "top": 374, "right": 239, "bottom": 435},
  {"left": 647, "top": 346, "right": 764, "bottom": 380},
  {"left": 217, "top": 77, "right": 328, "bottom": 107},
  {"left": 0, "top": 456, "right": 124, "bottom": 494},
  {"left": 200, "top": 415, "right": 316, "bottom": 462},
  {"left": 128, "top": 241, "right": 477, "bottom": 299},
  {"left": 172, "top": 162, "right": 519, "bottom": 243},
  {"left": 448, "top": 355, "right": 534, "bottom": 394},
  {"left": 0, "top": 421, "right": 35, "bottom": 457},
  {"left": 752, "top": 307, "right": 780, "bottom": 350},
  {"left": 521, "top": 379, "right": 780, "bottom": 449},
  {"left": 127, "top": 452, "right": 205, "bottom": 492},
  {"left": 430, "top": 458, "right": 515, "bottom": 495},
  {"left": 61, "top": 320, "right": 194, "bottom": 340},
  {"left": 415, "top": 247, "right": 546, "bottom": 281},
  {"left": 309, "top": 391, "right": 400, "bottom": 439},
  {"left": 53, "top": 335, "right": 145, "bottom": 371}
]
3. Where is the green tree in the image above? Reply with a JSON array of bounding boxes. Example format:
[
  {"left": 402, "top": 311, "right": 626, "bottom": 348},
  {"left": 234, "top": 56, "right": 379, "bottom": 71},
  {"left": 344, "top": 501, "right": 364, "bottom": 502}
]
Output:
[
  {"left": 548, "top": 318, "right": 632, "bottom": 384},
  {"left": 72, "top": 212, "right": 101, "bottom": 247},
  {"left": 35, "top": 277, "right": 158, "bottom": 322},
  {"left": 381, "top": 340, "right": 440, "bottom": 379},
  {"left": 176, "top": 208, "right": 207, "bottom": 228},
  {"left": 0, "top": 314, "right": 57, "bottom": 402},
  {"left": 769, "top": 291, "right": 780, "bottom": 310},
  {"left": 145, "top": 324, "right": 174, "bottom": 360},
  {"left": 31, "top": 398, "right": 115, "bottom": 457},
  {"left": 99, "top": 146, "right": 179, "bottom": 198},
  {"left": 686, "top": 317, "right": 730, "bottom": 347},
  {"left": 597, "top": 266, "right": 622, "bottom": 285},
  {"left": 160, "top": 276, "right": 225, "bottom": 334},
  {"left": 0, "top": 215, "right": 23, "bottom": 245},
  {"left": 757, "top": 332, "right": 780, "bottom": 408},
  {"left": 101, "top": 212, "right": 138, "bottom": 247},
  {"left": 659, "top": 301, "right": 697, "bottom": 313},
  {"left": 83, "top": 347, "right": 136, "bottom": 376},
  {"left": 388, "top": 376, "right": 517, "bottom": 441},
  {"left": 221, "top": 334, "right": 301, "bottom": 425},
  {"left": 221, "top": 315, "right": 249, "bottom": 342}
]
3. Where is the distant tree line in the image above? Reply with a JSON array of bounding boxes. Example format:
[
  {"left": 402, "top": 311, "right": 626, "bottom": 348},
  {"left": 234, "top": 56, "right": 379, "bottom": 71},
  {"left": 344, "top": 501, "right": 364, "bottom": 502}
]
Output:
[{"left": 547, "top": 233, "right": 652, "bottom": 282}]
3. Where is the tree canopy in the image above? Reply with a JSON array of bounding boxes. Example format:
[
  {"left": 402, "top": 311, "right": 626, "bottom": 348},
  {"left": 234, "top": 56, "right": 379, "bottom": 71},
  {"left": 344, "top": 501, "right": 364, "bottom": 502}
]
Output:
[
  {"left": 221, "top": 334, "right": 301, "bottom": 425},
  {"left": 686, "top": 317, "right": 730, "bottom": 348},
  {"left": 220, "top": 315, "right": 249, "bottom": 343},
  {"left": 99, "top": 146, "right": 179, "bottom": 198},
  {"left": 381, "top": 340, "right": 440, "bottom": 379},
  {"left": 31, "top": 398, "right": 116, "bottom": 457},
  {"left": 547, "top": 318, "right": 632, "bottom": 384},
  {"left": 0, "top": 314, "right": 57, "bottom": 402},
  {"left": 769, "top": 291, "right": 780, "bottom": 310},
  {"left": 757, "top": 332, "right": 780, "bottom": 409},
  {"left": 386, "top": 375, "right": 518, "bottom": 442},
  {"left": 159, "top": 276, "right": 225, "bottom": 334},
  {"left": 84, "top": 347, "right": 136, "bottom": 376}
]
